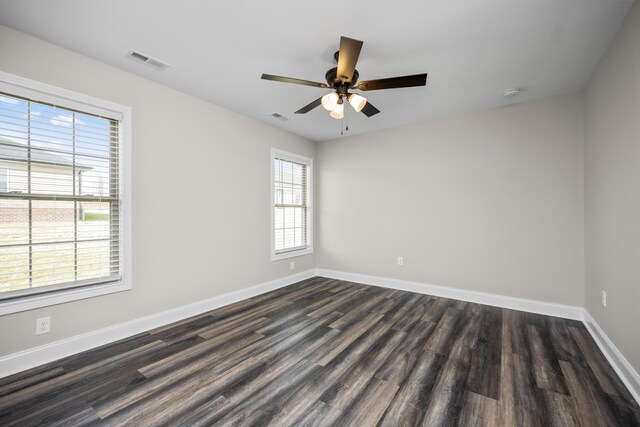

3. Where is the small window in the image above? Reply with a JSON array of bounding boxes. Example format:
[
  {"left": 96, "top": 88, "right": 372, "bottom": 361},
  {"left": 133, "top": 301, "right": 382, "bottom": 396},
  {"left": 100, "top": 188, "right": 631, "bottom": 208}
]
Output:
[
  {"left": 0, "top": 71, "right": 131, "bottom": 314},
  {"left": 271, "top": 148, "right": 313, "bottom": 260}
]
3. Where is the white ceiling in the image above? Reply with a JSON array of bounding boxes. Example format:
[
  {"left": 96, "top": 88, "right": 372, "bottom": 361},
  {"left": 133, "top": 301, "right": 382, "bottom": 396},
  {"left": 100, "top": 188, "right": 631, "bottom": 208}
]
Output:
[{"left": 0, "top": 0, "right": 633, "bottom": 141}]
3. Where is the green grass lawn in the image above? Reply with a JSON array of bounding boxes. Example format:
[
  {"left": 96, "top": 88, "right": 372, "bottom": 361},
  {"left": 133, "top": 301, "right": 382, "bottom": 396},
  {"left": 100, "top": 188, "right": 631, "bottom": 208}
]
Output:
[
  {"left": 84, "top": 212, "right": 110, "bottom": 221},
  {"left": 0, "top": 219, "right": 112, "bottom": 293}
]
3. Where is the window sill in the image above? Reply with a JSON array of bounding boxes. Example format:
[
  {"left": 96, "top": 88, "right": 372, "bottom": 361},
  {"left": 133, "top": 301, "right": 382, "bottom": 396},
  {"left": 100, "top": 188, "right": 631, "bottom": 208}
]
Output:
[
  {"left": 0, "top": 281, "right": 132, "bottom": 316},
  {"left": 272, "top": 247, "right": 313, "bottom": 261}
]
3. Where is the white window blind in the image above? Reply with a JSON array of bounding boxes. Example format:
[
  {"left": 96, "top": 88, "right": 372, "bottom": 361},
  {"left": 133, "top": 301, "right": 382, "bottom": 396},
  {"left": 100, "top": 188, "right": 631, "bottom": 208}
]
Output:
[
  {"left": 272, "top": 149, "right": 312, "bottom": 259},
  {"left": 0, "top": 92, "right": 121, "bottom": 300}
]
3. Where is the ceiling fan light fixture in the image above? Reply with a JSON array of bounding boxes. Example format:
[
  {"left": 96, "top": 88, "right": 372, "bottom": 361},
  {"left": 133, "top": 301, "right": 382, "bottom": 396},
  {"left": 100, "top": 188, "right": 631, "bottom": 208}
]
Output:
[
  {"left": 321, "top": 92, "right": 339, "bottom": 111},
  {"left": 348, "top": 93, "right": 367, "bottom": 112},
  {"left": 260, "top": 36, "right": 427, "bottom": 124},
  {"left": 330, "top": 102, "right": 344, "bottom": 119}
]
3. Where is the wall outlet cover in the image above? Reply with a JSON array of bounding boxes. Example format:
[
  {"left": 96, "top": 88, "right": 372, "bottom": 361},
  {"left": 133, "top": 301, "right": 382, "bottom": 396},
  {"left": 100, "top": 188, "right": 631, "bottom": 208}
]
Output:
[{"left": 36, "top": 317, "right": 51, "bottom": 335}]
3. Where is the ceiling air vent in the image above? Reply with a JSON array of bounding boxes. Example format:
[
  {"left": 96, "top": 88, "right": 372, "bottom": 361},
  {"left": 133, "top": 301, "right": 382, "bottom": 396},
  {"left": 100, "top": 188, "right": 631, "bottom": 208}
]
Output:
[
  {"left": 271, "top": 113, "right": 290, "bottom": 121},
  {"left": 125, "top": 50, "right": 170, "bottom": 70}
]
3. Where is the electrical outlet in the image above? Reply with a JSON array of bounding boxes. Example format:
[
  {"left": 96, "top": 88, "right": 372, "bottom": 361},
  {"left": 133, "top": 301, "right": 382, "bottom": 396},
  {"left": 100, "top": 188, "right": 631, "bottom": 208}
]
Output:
[
  {"left": 601, "top": 291, "right": 607, "bottom": 308},
  {"left": 397, "top": 256, "right": 404, "bottom": 266},
  {"left": 290, "top": 261, "right": 295, "bottom": 271},
  {"left": 36, "top": 317, "right": 51, "bottom": 335}
]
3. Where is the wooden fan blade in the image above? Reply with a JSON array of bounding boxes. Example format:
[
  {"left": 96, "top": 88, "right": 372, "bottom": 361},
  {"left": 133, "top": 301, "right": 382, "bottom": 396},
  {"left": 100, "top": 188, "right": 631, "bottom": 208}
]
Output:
[
  {"left": 337, "top": 37, "right": 363, "bottom": 83},
  {"left": 356, "top": 73, "right": 427, "bottom": 91},
  {"left": 361, "top": 101, "right": 380, "bottom": 117},
  {"left": 261, "top": 74, "right": 330, "bottom": 88},
  {"left": 295, "top": 97, "right": 324, "bottom": 114}
]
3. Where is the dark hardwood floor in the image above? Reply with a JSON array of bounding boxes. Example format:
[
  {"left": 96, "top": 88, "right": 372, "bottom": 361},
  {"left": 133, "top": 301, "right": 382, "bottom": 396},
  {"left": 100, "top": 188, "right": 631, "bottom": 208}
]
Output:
[{"left": 0, "top": 277, "right": 639, "bottom": 426}]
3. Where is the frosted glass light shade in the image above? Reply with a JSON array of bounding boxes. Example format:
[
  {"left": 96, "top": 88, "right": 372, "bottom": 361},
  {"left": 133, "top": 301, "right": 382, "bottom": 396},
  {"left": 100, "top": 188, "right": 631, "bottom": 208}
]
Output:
[
  {"left": 329, "top": 102, "right": 344, "bottom": 119},
  {"left": 348, "top": 93, "right": 367, "bottom": 112},
  {"left": 321, "top": 92, "right": 339, "bottom": 111}
]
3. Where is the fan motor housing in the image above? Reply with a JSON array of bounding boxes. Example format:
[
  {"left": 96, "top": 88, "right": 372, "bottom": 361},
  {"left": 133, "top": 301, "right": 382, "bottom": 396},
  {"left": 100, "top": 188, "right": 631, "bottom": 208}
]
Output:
[{"left": 325, "top": 67, "right": 359, "bottom": 89}]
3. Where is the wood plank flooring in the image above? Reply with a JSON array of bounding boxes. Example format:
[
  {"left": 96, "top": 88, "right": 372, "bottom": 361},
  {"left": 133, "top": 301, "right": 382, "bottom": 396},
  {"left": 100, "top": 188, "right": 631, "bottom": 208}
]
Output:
[{"left": 1, "top": 277, "right": 639, "bottom": 426}]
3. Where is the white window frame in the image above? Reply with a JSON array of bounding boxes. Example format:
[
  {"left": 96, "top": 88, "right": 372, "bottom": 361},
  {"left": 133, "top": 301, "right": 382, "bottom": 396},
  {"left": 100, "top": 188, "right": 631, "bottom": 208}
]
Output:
[
  {"left": 271, "top": 148, "right": 313, "bottom": 261},
  {"left": 0, "top": 71, "right": 132, "bottom": 315}
]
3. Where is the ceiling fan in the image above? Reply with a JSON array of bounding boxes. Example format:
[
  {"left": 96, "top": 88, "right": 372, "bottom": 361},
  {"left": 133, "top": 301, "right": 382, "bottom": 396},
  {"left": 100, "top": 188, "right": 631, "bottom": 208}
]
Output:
[{"left": 261, "top": 36, "right": 428, "bottom": 120}]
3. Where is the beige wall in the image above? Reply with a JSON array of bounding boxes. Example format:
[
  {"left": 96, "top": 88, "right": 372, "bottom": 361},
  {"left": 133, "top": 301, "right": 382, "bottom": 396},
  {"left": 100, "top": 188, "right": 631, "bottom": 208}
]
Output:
[
  {"left": 0, "top": 25, "right": 315, "bottom": 356},
  {"left": 317, "top": 93, "right": 585, "bottom": 306},
  {"left": 584, "top": 3, "right": 640, "bottom": 372}
]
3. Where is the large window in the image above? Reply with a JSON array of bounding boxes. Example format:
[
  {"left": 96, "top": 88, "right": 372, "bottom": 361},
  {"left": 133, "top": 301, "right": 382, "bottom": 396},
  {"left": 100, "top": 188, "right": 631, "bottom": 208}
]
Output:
[
  {"left": 271, "top": 148, "right": 312, "bottom": 260},
  {"left": 0, "top": 72, "right": 131, "bottom": 314}
]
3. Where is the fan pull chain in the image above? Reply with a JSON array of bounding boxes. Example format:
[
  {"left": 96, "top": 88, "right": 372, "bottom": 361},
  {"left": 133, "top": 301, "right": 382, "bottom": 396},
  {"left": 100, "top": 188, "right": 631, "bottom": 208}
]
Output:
[
  {"left": 344, "top": 97, "right": 349, "bottom": 133},
  {"left": 346, "top": 103, "right": 349, "bottom": 132},
  {"left": 340, "top": 98, "right": 345, "bottom": 135}
]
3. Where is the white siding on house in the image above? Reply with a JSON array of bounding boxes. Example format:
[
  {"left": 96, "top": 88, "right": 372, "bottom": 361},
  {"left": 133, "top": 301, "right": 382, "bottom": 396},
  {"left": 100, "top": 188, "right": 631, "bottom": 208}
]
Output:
[{"left": 0, "top": 160, "right": 82, "bottom": 195}]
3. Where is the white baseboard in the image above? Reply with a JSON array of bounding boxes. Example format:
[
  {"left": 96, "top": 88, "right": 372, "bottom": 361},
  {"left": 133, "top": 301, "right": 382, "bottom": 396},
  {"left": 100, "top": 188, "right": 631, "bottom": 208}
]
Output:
[
  {"left": 0, "top": 269, "right": 316, "bottom": 379},
  {"left": 315, "top": 269, "right": 584, "bottom": 320},
  {"left": 583, "top": 310, "right": 640, "bottom": 405}
]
